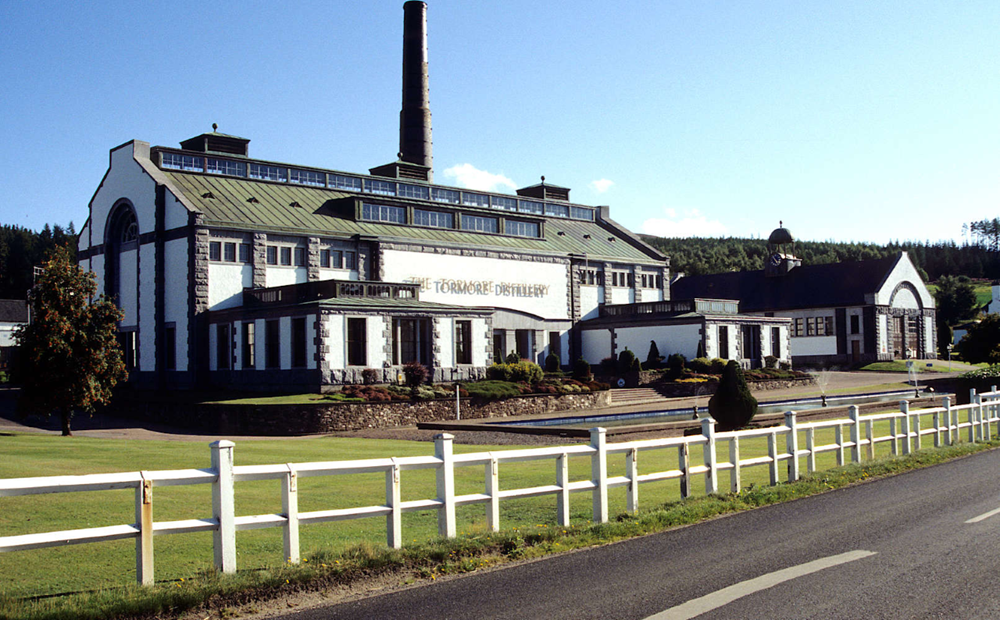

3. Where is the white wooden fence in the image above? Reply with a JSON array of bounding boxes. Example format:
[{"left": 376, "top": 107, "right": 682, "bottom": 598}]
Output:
[{"left": 2, "top": 389, "right": 998, "bottom": 586}]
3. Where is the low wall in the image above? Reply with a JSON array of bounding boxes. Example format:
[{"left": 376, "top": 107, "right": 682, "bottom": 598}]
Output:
[
  {"left": 640, "top": 377, "right": 814, "bottom": 398},
  {"left": 108, "top": 391, "right": 611, "bottom": 436}
]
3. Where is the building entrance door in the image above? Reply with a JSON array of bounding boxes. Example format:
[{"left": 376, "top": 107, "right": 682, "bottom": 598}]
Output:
[
  {"left": 893, "top": 317, "right": 905, "bottom": 359},
  {"left": 851, "top": 340, "right": 861, "bottom": 363},
  {"left": 741, "top": 325, "right": 761, "bottom": 368}
]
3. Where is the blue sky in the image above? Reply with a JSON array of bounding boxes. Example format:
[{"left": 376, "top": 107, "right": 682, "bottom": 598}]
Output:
[{"left": 1, "top": 0, "right": 997, "bottom": 245}]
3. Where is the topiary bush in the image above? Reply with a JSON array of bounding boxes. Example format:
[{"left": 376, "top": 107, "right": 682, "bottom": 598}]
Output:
[
  {"left": 665, "top": 353, "right": 686, "bottom": 381},
  {"left": 709, "top": 358, "right": 727, "bottom": 374},
  {"left": 646, "top": 340, "right": 664, "bottom": 369},
  {"left": 688, "top": 357, "right": 712, "bottom": 374},
  {"left": 505, "top": 352, "right": 521, "bottom": 365},
  {"left": 463, "top": 380, "right": 523, "bottom": 400},
  {"left": 617, "top": 348, "right": 637, "bottom": 375},
  {"left": 572, "top": 358, "right": 592, "bottom": 381},
  {"left": 599, "top": 357, "right": 617, "bottom": 376},
  {"left": 509, "top": 360, "right": 543, "bottom": 384},
  {"left": 403, "top": 361, "right": 429, "bottom": 388},
  {"left": 486, "top": 363, "right": 513, "bottom": 382},
  {"left": 708, "top": 360, "right": 758, "bottom": 431},
  {"left": 764, "top": 355, "right": 778, "bottom": 370},
  {"left": 544, "top": 353, "right": 560, "bottom": 373}
]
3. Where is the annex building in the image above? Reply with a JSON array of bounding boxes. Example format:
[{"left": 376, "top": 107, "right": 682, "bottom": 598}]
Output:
[{"left": 671, "top": 225, "right": 937, "bottom": 366}]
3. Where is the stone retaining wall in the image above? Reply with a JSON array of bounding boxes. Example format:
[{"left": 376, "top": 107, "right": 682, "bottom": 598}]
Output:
[{"left": 109, "top": 391, "right": 611, "bottom": 436}]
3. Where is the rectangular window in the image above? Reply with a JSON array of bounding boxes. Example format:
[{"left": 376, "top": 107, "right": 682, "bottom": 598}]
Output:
[
  {"left": 266, "top": 246, "right": 278, "bottom": 265},
  {"left": 280, "top": 247, "right": 292, "bottom": 266},
  {"left": 771, "top": 327, "right": 781, "bottom": 359},
  {"left": 398, "top": 183, "right": 430, "bottom": 200},
  {"left": 242, "top": 322, "right": 255, "bottom": 369},
  {"left": 329, "top": 174, "right": 362, "bottom": 191},
  {"left": 461, "top": 214, "right": 498, "bottom": 233},
  {"left": 249, "top": 163, "right": 286, "bottom": 182},
  {"left": 545, "top": 203, "right": 569, "bottom": 218},
  {"left": 289, "top": 169, "right": 325, "bottom": 187},
  {"left": 807, "top": 317, "right": 817, "bottom": 337},
  {"left": 493, "top": 329, "right": 506, "bottom": 364},
  {"left": 224, "top": 242, "right": 237, "bottom": 262},
  {"left": 344, "top": 251, "right": 356, "bottom": 270},
  {"left": 794, "top": 318, "right": 804, "bottom": 338},
  {"left": 265, "top": 320, "right": 280, "bottom": 369},
  {"left": 162, "top": 153, "right": 203, "bottom": 171},
  {"left": 362, "top": 203, "right": 406, "bottom": 223},
  {"left": 365, "top": 179, "right": 396, "bottom": 196},
  {"left": 209, "top": 241, "right": 222, "bottom": 261},
  {"left": 515, "top": 329, "right": 532, "bottom": 361},
  {"left": 414, "top": 209, "right": 453, "bottom": 228},
  {"left": 347, "top": 318, "right": 367, "bottom": 366},
  {"left": 491, "top": 196, "right": 518, "bottom": 212},
  {"left": 121, "top": 331, "right": 136, "bottom": 371},
  {"left": 320, "top": 249, "right": 331, "bottom": 268},
  {"left": 851, "top": 314, "right": 860, "bottom": 335},
  {"left": 518, "top": 200, "right": 544, "bottom": 215},
  {"left": 206, "top": 158, "right": 246, "bottom": 177},
  {"left": 505, "top": 219, "right": 540, "bottom": 238},
  {"left": 718, "top": 326, "right": 729, "bottom": 359},
  {"left": 164, "top": 326, "right": 176, "bottom": 371},
  {"left": 570, "top": 206, "right": 594, "bottom": 221},
  {"left": 216, "top": 324, "right": 230, "bottom": 370},
  {"left": 393, "top": 318, "right": 428, "bottom": 365},
  {"left": 548, "top": 331, "right": 561, "bottom": 362},
  {"left": 455, "top": 320, "right": 472, "bottom": 365},
  {"left": 431, "top": 188, "right": 460, "bottom": 204},
  {"left": 291, "top": 317, "right": 307, "bottom": 368},
  {"left": 293, "top": 247, "right": 306, "bottom": 266},
  {"left": 239, "top": 243, "right": 251, "bottom": 263},
  {"left": 824, "top": 316, "right": 834, "bottom": 336},
  {"left": 462, "top": 192, "right": 490, "bottom": 207}
]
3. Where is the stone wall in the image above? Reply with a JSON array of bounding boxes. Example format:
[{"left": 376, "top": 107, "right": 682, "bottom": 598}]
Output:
[{"left": 109, "top": 391, "right": 611, "bottom": 436}]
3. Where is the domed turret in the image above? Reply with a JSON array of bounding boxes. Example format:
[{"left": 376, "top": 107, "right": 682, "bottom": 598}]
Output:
[{"left": 765, "top": 221, "right": 801, "bottom": 277}]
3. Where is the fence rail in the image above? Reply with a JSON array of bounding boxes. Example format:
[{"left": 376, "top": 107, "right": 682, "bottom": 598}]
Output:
[{"left": 2, "top": 388, "right": 999, "bottom": 586}]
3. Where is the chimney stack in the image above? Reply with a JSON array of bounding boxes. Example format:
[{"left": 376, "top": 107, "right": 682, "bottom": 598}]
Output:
[{"left": 400, "top": 1, "right": 432, "bottom": 177}]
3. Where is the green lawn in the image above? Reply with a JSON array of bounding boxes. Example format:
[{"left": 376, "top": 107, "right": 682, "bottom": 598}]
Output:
[
  {"left": 0, "top": 409, "right": 982, "bottom": 598},
  {"left": 858, "top": 359, "right": 984, "bottom": 373}
]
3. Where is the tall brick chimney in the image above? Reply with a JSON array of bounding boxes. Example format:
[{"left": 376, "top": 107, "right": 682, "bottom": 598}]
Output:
[{"left": 371, "top": 1, "right": 433, "bottom": 182}]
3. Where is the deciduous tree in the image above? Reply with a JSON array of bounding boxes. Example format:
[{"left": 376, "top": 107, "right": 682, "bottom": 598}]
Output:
[{"left": 13, "top": 247, "right": 127, "bottom": 435}]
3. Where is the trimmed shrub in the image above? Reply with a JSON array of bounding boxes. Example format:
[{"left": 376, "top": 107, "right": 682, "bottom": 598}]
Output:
[
  {"left": 665, "top": 353, "right": 686, "bottom": 381},
  {"left": 646, "top": 340, "right": 664, "bottom": 369},
  {"left": 617, "top": 348, "right": 637, "bottom": 375},
  {"left": 361, "top": 368, "right": 379, "bottom": 385},
  {"left": 763, "top": 355, "right": 778, "bottom": 370},
  {"left": 505, "top": 352, "right": 521, "bottom": 365},
  {"left": 709, "top": 358, "right": 727, "bottom": 375},
  {"left": 572, "top": 358, "right": 592, "bottom": 381},
  {"left": 599, "top": 357, "right": 617, "bottom": 376},
  {"left": 708, "top": 360, "right": 758, "bottom": 431},
  {"left": 779, "top": 360, "right": 792, "bottom": 371},
  {"left": 586, "top": 380, "right": 610, "bottom": 392},
  {"left": 463, "top": 380, "right": 523, "bottom": 400},
  {"left": 509, "top": 360, "right": 543, "bottom": 384},
  {"left": 402, "top": 361, "right": 429, "bottom": 387},
  {"left": 544, "top": 353, "right": 560, "bottom": 373},
  {"left": 486, "top": 363, "right": 513, "bottom": 382},
  {"left": 689, "top": 357, "right": 712, "bottom": 374}
]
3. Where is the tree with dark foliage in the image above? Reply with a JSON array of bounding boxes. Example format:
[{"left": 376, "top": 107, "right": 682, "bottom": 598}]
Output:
[{"left": 13, "top": 247, "right": 127, "bottom": 435}]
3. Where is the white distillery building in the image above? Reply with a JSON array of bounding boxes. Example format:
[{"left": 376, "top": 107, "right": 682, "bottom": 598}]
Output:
[{"left": 671, "top": 225, "right": 937, "bottom": 366}]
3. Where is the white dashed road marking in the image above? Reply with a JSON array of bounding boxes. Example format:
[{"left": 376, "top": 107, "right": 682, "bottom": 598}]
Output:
[{"left": 645, "top": 550, "right": 877, "bottom": 620}]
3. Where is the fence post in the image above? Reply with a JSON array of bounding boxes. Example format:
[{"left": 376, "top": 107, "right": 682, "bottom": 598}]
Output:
[
  {"left": 900, "top": 401, "right": 911, "bottom": 455},
  {"left": 913, "top": 403, "right": 922, "bottom": 451},
  {"left": 557, "top": 453, "right": 570, "bottom": 527},
  {"left": 849, "top": 406, "right": 861, "bottom": 463},
  {"left": 136, "top": 472, "right": 153, "bottom": 586},
  {"left": 945, "top": 398, "right": 954, "bottom": 445},
  {"left": 890, "top": 417, "right": 898, "bottom": 455},
  {"left": 865, "top": 419, "right": 875, "bottom": 460},
  {"left": 768, "top": 432, "right": 778, "bottom": 486},
  {"left": 487, "top": 454, "right": 500, "bottom": 531},
  {"left": 834, "top": 425, "right": 844, "bottom": 466},
  {"left": 806, "top": 428, "right": 816, "bottom": 473},
  {"left": 385, "top": 460, "right": 401, "bottom": 550},
  {"left": 969, "top": 402, "right": 976, "bottom": 444},
  {"left": 933, "top": 405, "right": 941, "bottom": 448},
  {"left": 702, "top": 417, "right": 718, "bottom": 495},
  {"left": 626, "top": 448, "right": 639, "bottom": 514},
  {"left": 435, "top": 434, "right": 456, "bottom": 537},
  {"left": 975, "top": 394, "right": 984, "bottom": 442},
  {"left": 591, "top": 427, "right": 608, "bottom": 523},
  {"left": 784, "top": 411, "right": 799, "bottom": 482},
  {"left": 210, "top": 440, "right": 236, "bottom": 574},
  {"left": 680, "top": 443, "right": 691, "bottom": 499},
  {"left": 729, "top": 437, "right": 741, "bottom": 493},
  {"left": 284, "top": 464, "right": 300, "bottom": 561}
]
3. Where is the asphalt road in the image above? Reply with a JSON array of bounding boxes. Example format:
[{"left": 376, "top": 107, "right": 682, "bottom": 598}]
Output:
[{"left": 280, "top": 448, "right": 1000, "bottom": 619}]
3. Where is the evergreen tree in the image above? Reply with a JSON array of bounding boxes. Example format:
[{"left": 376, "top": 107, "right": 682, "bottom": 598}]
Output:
[
  {"left": 708, "top": 360, "right": 758, "bottom": 431},
  {"left": 13, "top": 247, "right": 127, "bottom": 435}
]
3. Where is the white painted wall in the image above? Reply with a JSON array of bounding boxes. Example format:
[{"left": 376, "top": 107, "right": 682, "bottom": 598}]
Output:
[
  {"left": 472, "top": 318, "right": 489, "bottom": 367},
  {"left": 382, "top": 250, "right": 570, "bottom": 319},
  {"left": 266, "top": 267, "right": 307, "bottom": 288},
  {"left": 255, "top": 319, "right": 268, "bottom": 371},
  {"left": 139, "top": 244, "right": 156, "bottom": 371},
  {"left": 317, "top": 268, "right": 359, "bottom": 282},
  {"left": 439, "top": 318, "right": 455, "bottom": 368},
  {"left": 891, "top": 287, "right": 920, "bottom": 310},
  {"left": 208, "top": 264, "right": 251, "bottom": 310},
  {"left": 924, "top": 315, "right": 934, "bottom": 354},
  {"left": 614, "top": 326, "right": 665, "bottom": 363},
  {"left": 164, "top": 239, "right": 188, "bottom": 371},
  {"left": 582, "top": 329, "right": 613, "bottom": 364},
  {"left": 91, "top": 254, "right": 105, "bottom": 298},
  {"left": 790, "top": 335, "right": 837, "bottom": 357},
  {"left": 873, "top": 252, "right": 935, "bottom": 309},
  {"left": 644, "top": 288, "right": 664, "bottom": 303},
  {"left": 326, "top": 315, "right": 345, "bottom": 371},
  {"left": 367, "top": 316, "right": 387, "bottom": 368},
  {"left": 878, "top": 314, "right": 889, "bottom": 356},
  {"left": 119, "top": 248, "right": 138, "bottom": 327},
  {"left": 607, "top": 287, "right": 632, "bottom": 306},
  {"left": 580, "top": 286, "right": 600, "bottom": 321},
  {"left": 279, "top": 317, "right": 291, "bottom": 369}
]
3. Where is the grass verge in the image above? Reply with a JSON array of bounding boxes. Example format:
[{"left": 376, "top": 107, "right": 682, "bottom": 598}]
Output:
[{"left": 4, "top": 439, "right": 996, "bottom": 620}]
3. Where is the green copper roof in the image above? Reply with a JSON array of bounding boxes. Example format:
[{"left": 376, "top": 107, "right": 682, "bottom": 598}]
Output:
[{"left": 164, "top": 171, "right": 663, "bottom": 264}]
